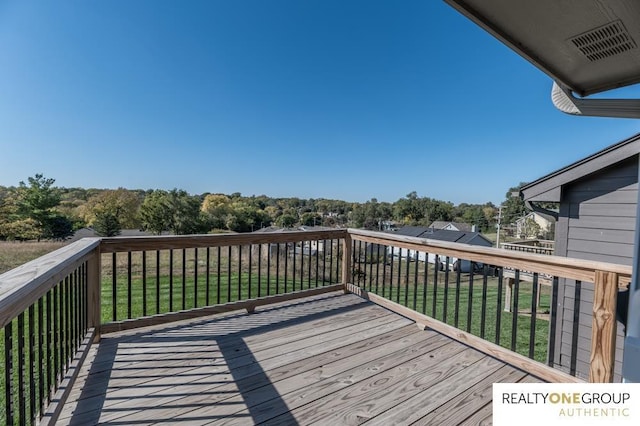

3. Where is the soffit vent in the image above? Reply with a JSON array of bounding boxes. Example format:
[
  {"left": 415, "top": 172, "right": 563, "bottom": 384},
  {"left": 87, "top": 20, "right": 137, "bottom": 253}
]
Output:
[{"left": 569, "top": 20, "right": 637, "bottom": 62}]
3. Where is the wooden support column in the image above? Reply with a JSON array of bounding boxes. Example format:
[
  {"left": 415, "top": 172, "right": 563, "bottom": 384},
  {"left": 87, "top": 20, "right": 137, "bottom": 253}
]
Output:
[
  {"left": 504, "top": 278, "right": 514, "bottom": 312},
  {"left": 341, "top": 234, "right": 352, "bottom": 293},
  {"left": 589, "top": 270, "right": 618, "bottom": 383},
  {"left": 86, "top": 247, "right": 102, "bottom": 342}
]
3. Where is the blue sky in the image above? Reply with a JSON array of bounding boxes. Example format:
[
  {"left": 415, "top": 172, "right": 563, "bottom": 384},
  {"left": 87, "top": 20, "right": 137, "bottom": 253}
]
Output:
[{"left": 1, "top": 0, "right": 639, "bottom": 205}]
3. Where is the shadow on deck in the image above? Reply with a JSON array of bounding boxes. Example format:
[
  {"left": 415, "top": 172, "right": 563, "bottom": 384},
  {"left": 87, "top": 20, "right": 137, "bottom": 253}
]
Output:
[{"left": 58, "top": 292, "right": 544, "bottom": 425}]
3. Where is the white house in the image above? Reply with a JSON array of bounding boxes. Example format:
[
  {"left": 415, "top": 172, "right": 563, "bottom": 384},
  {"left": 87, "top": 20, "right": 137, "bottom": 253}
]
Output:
[
  {"left": 386, "top": 227, "right": 493, "bottom": 271},
  {"left": 514, "top": 211, "right": 554, "bottom": 239},
  {"left": 428, "top": 221, "right": 474, "bottom": 232}
]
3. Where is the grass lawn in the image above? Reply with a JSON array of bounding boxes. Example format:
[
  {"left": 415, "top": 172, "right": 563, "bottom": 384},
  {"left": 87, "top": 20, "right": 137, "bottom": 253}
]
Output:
[
  {"left": 101, "top": 273, "right": 336, "bottom": 323},
  {"left": 0, "top": 241, "right": 67, "bottom": 274},
  {"left": 100, "top": 248, "right": 343, "bottom": 322}
]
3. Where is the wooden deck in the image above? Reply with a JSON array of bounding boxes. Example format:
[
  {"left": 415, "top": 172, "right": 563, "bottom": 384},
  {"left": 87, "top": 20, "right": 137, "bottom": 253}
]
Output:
[{"left": 57, "top": 292, "right": 544, "bottom": 425}]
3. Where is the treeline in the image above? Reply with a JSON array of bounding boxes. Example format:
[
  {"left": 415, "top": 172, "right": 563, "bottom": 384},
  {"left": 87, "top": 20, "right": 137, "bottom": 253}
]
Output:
[{"left": 0, "top": 175, "right": 529, "bottom": 240}]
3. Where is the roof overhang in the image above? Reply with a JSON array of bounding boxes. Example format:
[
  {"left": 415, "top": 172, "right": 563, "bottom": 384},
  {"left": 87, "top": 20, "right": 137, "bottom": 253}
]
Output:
[
  {"left": 444, "top": 0, "right": 640, "bottom": 97},
  {"left": 519, "top": 133, "right": 640, "bottom": 202}
]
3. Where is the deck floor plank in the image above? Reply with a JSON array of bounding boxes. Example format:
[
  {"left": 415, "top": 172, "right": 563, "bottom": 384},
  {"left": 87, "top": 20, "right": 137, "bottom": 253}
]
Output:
[
  {"left": 67, "top": 323, "right": 422, "bottom": 425},
  {"left": 363, "top": 354, "right": 505, "bottom": 426},
  {"left": 459, "top": 402, "right": 493, "bottom": 426},
  {"left": 126, "top": 325, "right": 425, "bottom": 419},
  {"left": 411, "top": 365, "right": 527, "bottom": 425},
  {"left": 56, "top": 291, "right": 550, "bottom": 426},
  {"left": 261, "top": 345, "right": 484, "bottom": 426},
  {"left": 64, "top": 298, "right": 396, "bottom": 404},
  {"left": 90, "top": 317, "right": 413, "bottom": 425},
  {"left": 172, "top": 331, "right": 453, "bottom": 425}
]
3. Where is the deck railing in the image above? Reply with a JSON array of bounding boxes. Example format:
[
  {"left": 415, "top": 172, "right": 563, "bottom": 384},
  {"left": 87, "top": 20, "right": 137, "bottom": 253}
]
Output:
[
  {"left": 98, "top": 230, "right": 346, "bottom": 333},
  {"left": 501, "top": 239, "right": 555, "bottom": 255},
  {"left": 0, "top": 238, "right": 101, "bottom": 426},
  {"left": 346, "top": 229, "right": 630, "bottom": 384},
  {"left": 0, "top": 228, "right": 632, "bottom": 424}
]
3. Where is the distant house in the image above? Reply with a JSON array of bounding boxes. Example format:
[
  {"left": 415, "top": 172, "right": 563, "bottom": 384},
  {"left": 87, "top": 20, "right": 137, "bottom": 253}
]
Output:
[
  {"left": 428, "top": 221, "right": 474, "bottom": 232},
  {"left": 386, "top": 226, "right": 493, "bottom": 271},
  {"left": 390, "top": 226, "right": 492, "bottom": 246},
  {"left": 514, "top": 211, "right": 555, "bottom": 239},
  {"left": 380, "top": 220, "right": 397, "bottom": 231},
  {"left": 520, "top": 132, "right": 640, "bottom": 381}
]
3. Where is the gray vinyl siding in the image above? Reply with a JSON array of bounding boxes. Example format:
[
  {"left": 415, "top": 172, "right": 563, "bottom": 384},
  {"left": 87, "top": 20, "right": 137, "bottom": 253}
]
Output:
[{"left": 551, "top": 157, "right": 637, "bottom": 382}]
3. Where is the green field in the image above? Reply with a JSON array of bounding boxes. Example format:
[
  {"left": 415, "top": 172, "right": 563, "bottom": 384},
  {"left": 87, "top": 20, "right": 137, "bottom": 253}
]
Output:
[{"left": 0, "top": 241, "right": 66, "bottom": 274}]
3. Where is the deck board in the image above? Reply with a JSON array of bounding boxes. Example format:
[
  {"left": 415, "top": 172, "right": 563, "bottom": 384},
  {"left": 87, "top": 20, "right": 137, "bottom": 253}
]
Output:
[
  {"left": 411, "top": 365, "right": 527, "bottom": 425},
  {"left": 58, "top": 291, "right": 549, "bottom": 425}
]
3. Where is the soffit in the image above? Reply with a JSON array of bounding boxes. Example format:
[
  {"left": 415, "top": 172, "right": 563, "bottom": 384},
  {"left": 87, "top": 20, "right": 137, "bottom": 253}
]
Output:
[{"left": 445, "top": 0, "right": 640, "bottom": 96}]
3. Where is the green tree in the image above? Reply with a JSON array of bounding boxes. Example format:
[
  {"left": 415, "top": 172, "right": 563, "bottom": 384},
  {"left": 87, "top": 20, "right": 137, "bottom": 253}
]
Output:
[
  {"left": 140, "top": 189, "right": 204, "bottom": 235},
  {"left": 393, "top": 192, "right": 453, "bottom": 226},
  {"left": 79, "top": 188, "right": 141, "bottom": 229},
  {"left": 93, "top": 211, "right": 121, "bottom": 237},
  {"left": 264, "top": 205, "right": 281, "bottom": 222},
  {"left": 140, "top": 190, "right": 172, "bottom": 234},
  {"left": 276, "top": 214, "right": 297, "bottom": 228},
  {"left": 521, "top": 217, "right": 541, "bottom": 239},
  {"left": 422, "top": 198, "right": 454, "bottom": 224},
  {"left": 0, "top": 218, "right": 41, "bottom": 241},
  {"left": 0, "top": 190, "right": 19, "bottom": 238},
  {"left": 502, "top": 184, "right": 528, "bottom": 225},
  {"left": 461, "top": 205, "right": 489, "bottom": 231},
  {"left": 167, "top": 189, "right": 204, "bottom": 235},
  {"left": 300, "top": 212, "right": 321, "bottom": 227},
  {"left": 201, "top": 194, "right": 231, "bottom": 230},
  {"left": 12, "top": 174, "right": 63, "bottom": 239},
  {"left": 393, "top": 192, "right": 424, "bottom": 224},
  {"left": 43, "top": 215, "right": 74, "bottom": 240},
  {"left": 15, "top": 174, "right": 61, "bottom": 225}
]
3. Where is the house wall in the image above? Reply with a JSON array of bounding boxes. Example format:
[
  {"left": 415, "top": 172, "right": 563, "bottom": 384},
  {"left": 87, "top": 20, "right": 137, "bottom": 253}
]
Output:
[{"left": 552, "top": 156, "right": 638, "bottom": 381}]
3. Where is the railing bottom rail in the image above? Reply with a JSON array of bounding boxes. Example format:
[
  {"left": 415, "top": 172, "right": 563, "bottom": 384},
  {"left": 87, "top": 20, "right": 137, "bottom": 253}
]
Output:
[
  {"left": 345, "top": 283, "right": 582, "bottom": 384},
  {"left": 101, "top": 283, "right": 345, "bottom": 334}
]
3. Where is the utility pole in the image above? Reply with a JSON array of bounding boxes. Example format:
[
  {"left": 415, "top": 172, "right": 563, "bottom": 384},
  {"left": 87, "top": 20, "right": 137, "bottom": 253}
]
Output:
[{"left": 496, "top": 205, "right": 503, "bottom": 248}]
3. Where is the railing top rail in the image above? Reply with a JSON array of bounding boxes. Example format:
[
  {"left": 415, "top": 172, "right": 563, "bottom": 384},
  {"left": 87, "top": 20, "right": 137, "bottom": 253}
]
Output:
[
  {"left": 100, "top": 229, "right": 348, "bottom": 253},
  {"left": 347, "top": 228, "right": 631, "bottom": 283},
  {"left": 0, "top": 237, "right": 101, "bottom": 329}
]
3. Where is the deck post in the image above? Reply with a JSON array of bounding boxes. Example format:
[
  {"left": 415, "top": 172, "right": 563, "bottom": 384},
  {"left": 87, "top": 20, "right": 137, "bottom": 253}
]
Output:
[
  {"left": 589, "top": 270, "right": 618, "bottom": 382},
  {"left": 87, "top": 245, "right": 102, "bottom": 342},
  {"left": 504, "top": 278, "right": 514, "bottom": 312},
  {"left": 342, "top": 233, "right": 352, "bottom": 293}
]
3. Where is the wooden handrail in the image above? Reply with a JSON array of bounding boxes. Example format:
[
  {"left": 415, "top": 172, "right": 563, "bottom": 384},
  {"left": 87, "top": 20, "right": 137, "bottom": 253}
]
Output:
[
  {"left": 348, "top": 228, "right": 631, "bottom": 285},
  {"left": 0, "top": 238, "right": 101, "bottom": 329},
  {"left": 100, "top": 229, "right": 348, "bottom": 253}
]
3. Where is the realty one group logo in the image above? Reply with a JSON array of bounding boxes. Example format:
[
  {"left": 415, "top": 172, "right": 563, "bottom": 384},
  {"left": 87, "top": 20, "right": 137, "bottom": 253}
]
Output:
[{"left": 493, "top": 383, "right": 640, "bottom": 425}]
